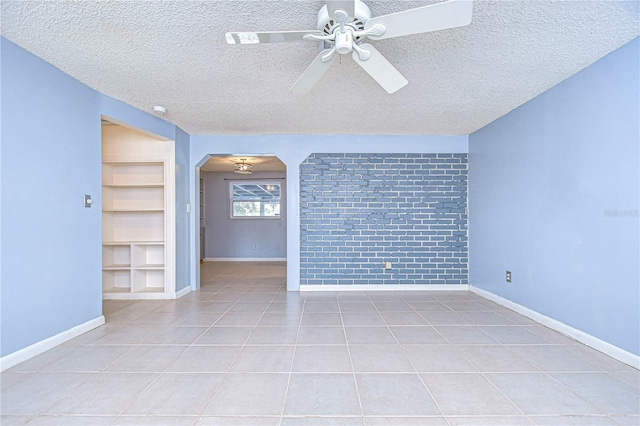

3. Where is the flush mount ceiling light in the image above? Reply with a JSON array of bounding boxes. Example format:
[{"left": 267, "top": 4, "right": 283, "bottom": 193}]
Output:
[{"left": 234, "top": 159, "right": 252, "bottom": 174}]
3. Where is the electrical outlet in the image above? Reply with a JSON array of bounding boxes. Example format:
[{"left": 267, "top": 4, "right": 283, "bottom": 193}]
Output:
[
  {"left": 84, "top": 194, "right": 92, "bottom": 208},
  {"left": 506, "top": 271, "right": 512, "bottom": 283},
  {"left": 384, "top": 262, "right": 392, "bottom": 270},
  {"left": 253, "top": 244, "right": 257, "bottom": 250}
]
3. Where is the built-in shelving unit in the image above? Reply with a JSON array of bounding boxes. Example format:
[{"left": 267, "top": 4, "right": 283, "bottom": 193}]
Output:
[{"left": 101, "top": 123, "right": 175, "bottom": 299}]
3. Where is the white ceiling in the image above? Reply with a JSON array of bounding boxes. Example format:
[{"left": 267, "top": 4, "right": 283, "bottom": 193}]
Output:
[{"left": 2, "top": 1, "right": 638, "bottom": 135}]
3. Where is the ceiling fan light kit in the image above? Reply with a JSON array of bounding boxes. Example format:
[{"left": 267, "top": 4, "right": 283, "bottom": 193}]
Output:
[{"left": 225, "top": 0, "right": 473, "bottom": 94}]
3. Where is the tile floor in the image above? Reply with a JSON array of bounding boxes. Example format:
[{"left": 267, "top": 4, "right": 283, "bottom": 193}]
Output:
[{"left": 1, "top": 261, "right": 639, "bottom": 425}]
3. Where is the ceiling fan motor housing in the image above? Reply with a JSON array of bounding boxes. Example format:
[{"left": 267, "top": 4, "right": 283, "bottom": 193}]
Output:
[{"left": 317, "top": 0, "right": 371, "bottom": 41}]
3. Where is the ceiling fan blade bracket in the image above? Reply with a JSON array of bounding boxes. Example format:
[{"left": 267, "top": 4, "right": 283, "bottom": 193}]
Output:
[{"left": 352, "top": 43, "right": 371, "bottom": 61}]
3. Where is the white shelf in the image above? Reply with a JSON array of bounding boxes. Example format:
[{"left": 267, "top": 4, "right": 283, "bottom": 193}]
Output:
[{"left": 102, "top": 125, "right": 175, "bottom": 300}]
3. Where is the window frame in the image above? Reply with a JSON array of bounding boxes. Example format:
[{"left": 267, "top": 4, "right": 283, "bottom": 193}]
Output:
[{"left": 229, "top": 180, "right": 282, "bottom": 220}]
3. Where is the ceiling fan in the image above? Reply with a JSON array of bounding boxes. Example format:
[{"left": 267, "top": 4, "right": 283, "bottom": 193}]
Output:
[{"left": 225, "top": 0, "right": 473, "bottom": 94}]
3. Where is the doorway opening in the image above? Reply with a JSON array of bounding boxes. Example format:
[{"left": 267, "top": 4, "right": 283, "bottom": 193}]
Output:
[{"left": 196, "top": 155, "right": 287, "bottom": 294}]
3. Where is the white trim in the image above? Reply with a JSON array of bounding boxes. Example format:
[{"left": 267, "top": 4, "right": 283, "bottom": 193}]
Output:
[
  {"left": 300, "top": 284, "right": 470, "bottom": 292},
  {"left": 103, "top": 292, "right": 172, "bottom": 300},
  {"left": 203, "top": 257, "right": 287, "bottom": 262},
  {"left": 0, "top": 316, "right": 105, "bottom": 372},
  {"left": 470, "top": 286, "right": 640, "bottom": 370},
  {"left": 174, "top": 285, "right": 191, "bottom": 299}
]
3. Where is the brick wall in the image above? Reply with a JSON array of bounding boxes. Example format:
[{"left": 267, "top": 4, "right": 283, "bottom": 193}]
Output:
[{"left": 300, "top": 153, "right": 468, "bottom": 285}]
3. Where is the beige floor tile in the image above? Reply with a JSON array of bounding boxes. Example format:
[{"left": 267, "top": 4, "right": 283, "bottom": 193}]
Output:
[
  {"left": 301, "top": 312, "right": 343, "bottom": 327},
  {"left": 292, "top": 345, "right": 353, "bottom": 372},
  {"left": 456, "top": 344, "right": 539, "bottom": 372},
  {"left": 195, "top": 326, "right": 253, "bottom": 345},
  {"left": 550, "top": 372, "right": 640, "bottom": 415},
  {"left": 344, "top": 326, "right": 396, "bottom": 344},
  {"left": 422, "top": 373, "right": 521, "bottom": 416},
  {"left": 529, "top": 415, "right": 617, "bottom": 425},
  {"left": 364, "top": 417, "right": 447, "bottom": 425},
  {"left": 228, "top": 301, "right": 271, "bottom": 313},
  {"left": 230, "top": 346, "right": 295, "bottom": 372},
  {"left": 403, "top": 345, "right": 477, "bottom": 372},
  {"left": 486, "top": 373, "right": 603, "bottom": 415},
  {"left": 418, "top": 311, "right": 472, "bottom": 325},
  {"left": 38, "top": 345, "right": 134, "bottom": 372},
  {"left": 297, "top": 326, "right": 347, "bottom": 345},
  {"left": 356, "top": 373, "right": 441, "bottom": 416},
  {"left": 446, "top": 416, "right": 534, "bottom": 425},
  {"left": 143, "top": 326, "right": 208, "bottom": 344},
  {"left": 203, "top": 373, "right": 289, "bottom": 416},
  {"left": 479, "top": 326, "right": 551, "bottom": 344},
  {"left": 1, "top": 372, "right": 90, "bottom": 415},
  {"left": 167, "top": 346, "right": 241, "bottom": 372},
  {"left": 350, "top": 344, "right": 414, "bottom": 372},
  {"left": 43, "top": 372, "right": 158, "bottom": 415},
  {"left": 304, "top": 301, "right": 340, "bottom": 312},
  {"left": 196, "top": 416, "right": 280, "bottom": 425},
  {"left": 92, "top": 326, "right": 157, "bottom": 345},
  {"left": 433, "top": 326, "right": 499, "bottom": 344},
  {"left": 372, "top": 301, "right": 413, "bottom": 311},
  {"left": 405, "top": 301, "right": 452, "bottom": 311},
  {"left": 258, "top": 312, "right": 302, "bottom": 326},
  {"left": 124, "top": 373, "right": 223, "bottom": 415},
  {"left": 281, "top": 416, "right": 364, "bottom": 425},
  {"left": 338, "top": 301, "right": 378, "bottom": 313},
  {"left": 389, "top": 326, "right": 447, "bottom": 344},
  {"left": 457, "top": 311, "right": 515, "bottom": 325},
  {"left": 105, "top": 345, "right": 187, "bottom": 372},
  {"left": 112, "top": 415, "right": 199, "bottom": 424},
  {"left": 245, "top": 326, "right": 298, "bottom": 345},
  {"left": 24, "top": 415, "right": 116, "bottom": 425},
  {"left": 509, "top": 345, "right": 602, "bottom": 372},
  {"left": 341, "top": 312, "right": 386, "bottom": 326},
  {"left": 213, "top": 312, "right": 263, "bottom": 326},
  {"left": 379, "top": 311, "right": 428, "bottom": 326},
  {"left": 609, "top": 415, "right": 640, "bottom": 425},
  {"left": 284, "top": 374, "right": 361, "bottom": 416}
]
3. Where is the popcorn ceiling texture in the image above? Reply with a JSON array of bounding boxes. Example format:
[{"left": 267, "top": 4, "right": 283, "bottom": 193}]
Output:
[
  {"left": 1, "top": 0, "right": 638, "bottom": 135},
  {"left": 300, "top": 153, "right": 468, "bottom": 286}
]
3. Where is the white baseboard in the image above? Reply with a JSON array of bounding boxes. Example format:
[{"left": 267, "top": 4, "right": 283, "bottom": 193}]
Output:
[
  {"left": 204, "top": 257, "right": 286, "bottom": 262},
  {"left": 103, "top": 292, "right": 172, "bottom": 300},
  {"left": 470, "top": 286, "right": 640, "bottom": 370},
  {"left": 174, "top": 286, "right": 191, "bottom": 299},
  {"left": 0, "top": 315, "right": 105, "bottom": 372},
  {"left": 300, "top": 284, "right": 470, "bottom": 292}
]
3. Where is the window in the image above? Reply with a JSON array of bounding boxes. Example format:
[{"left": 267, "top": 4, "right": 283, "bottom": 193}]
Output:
[{"left": 230, "top": 181, "right": 281, "bottom": 218}]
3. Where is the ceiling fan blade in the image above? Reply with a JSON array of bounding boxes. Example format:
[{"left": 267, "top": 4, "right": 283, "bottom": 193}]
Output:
[
  {"left": 364, "top": 0, "right": 473, "bottom": 41},
  {"left": 352, "top": 43, "right": 408, "bottom": 94},
  {"left": 326, "top": 0, "right": 355, "bottom": 18},
  {"left": 225, "top": 30, "right": 323, "bottom": 44},
  {"left": 291, "top": 50, "right": 336, "bottom": 94}
]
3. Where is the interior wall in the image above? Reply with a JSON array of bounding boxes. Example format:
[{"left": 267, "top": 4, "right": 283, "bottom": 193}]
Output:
[
  {"left": 1, "top": 36, "right": 192, "bottom": 358},
  {"left": 300, "top": 153, "right": 468, "bottom": 286},
  {"left": 189, "top": 135, "right": 469, "bottom": 291},
  {"left": 202, "top": 171, "right": 286, "bottom": 259},
  {"left": 1, "top": 37, "right": 102, "bottom": 357},
  {"left": 469, "top": 38, "right": 639, "bottom": 355}
]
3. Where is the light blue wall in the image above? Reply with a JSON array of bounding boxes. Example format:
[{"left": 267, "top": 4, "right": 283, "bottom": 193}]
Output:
[
  {"left": 175, "top": 127, "right": 191, "bottom": 291},
  {"left": 1, "top": 38, "right": 102, "bottom": 356},
  {"left": 469, "top": 38, "right": 640, "bottom": 355},
  {"left": 1, "top": 37, "right": 192, "bottom": 357},
  {"left": 203, "top": 171, "right": 287, "bottom": 259},
  {"left": 189, "top": 135, "right": 468, "bottom": 291}
]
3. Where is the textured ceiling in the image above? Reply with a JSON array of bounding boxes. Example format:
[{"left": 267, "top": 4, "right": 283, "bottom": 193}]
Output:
[
  {"left": 201, "top": 155, "right": 286, "bottom": 173},
  {"left": 2, "top": 1, "right": 638, "bottom": 135}
]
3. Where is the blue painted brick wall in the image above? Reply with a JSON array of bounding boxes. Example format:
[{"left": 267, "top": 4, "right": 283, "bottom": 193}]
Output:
[{"left": 300, "top": 153, "right": 468, "bottom": 285}]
